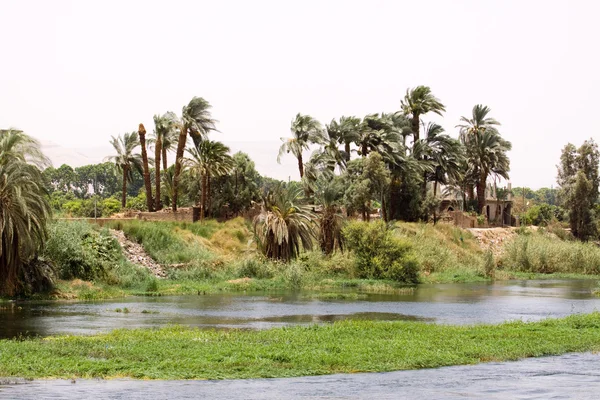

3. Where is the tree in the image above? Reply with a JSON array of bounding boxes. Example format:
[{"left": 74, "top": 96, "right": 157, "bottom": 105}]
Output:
[
  {"left": 172, "top": 97, "right": 218, "bottom": 211},
  {"left": 458, "top": 105, "right": 511, "bottom": 214},
  {"left": 107, "top": 132, "right": 143, "bottom": 207},
  {"left": 278, "top": 113, "right": 323, "bottom": 179},
  {"left": 0, "top": 129, "right": 52, "bottom": 296},
  {"left": 557, "top": 139, "right": 600, "bottom": 240},
  {"left": 401, "top": 86, "right": 446, "bottom": 143},
  {"left": 343, "top": 152, "right": 391, "bottom": 222},
  {"left": 208, "top": 152, "right": 262, "bottom": 218},
  {"left": 150, "top": 113, "right": 178, "bottom": 210},
  {"left": 253, "top": 186, "right": 316, "bottom": 262},
  {"left": 185, "top": 141, "right": 234, "bottom": 221},
  {"left": 137, "top": 123, "right": 154, "bottom": 211},
  {"left": 327, "top": 116, "right": 361, "bottom": 163},
  {"left": 313, "top": 177, "right": 345, "bottom": 255}
]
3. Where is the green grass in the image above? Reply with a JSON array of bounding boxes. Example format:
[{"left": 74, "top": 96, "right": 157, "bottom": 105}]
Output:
[
  {"left": 2, "top": 313, "right": 600, "bottom": 379},
  {"left": 500, "top": 231, "right": 600, "bottom": 274}
]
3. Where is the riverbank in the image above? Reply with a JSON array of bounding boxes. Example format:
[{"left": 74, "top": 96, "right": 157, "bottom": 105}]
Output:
[
  {"left": 1, "top": 312, "right": 600, "bottom": 379},
  {"left": 23, "top": 219, "right": 600, "bottom": 301}
]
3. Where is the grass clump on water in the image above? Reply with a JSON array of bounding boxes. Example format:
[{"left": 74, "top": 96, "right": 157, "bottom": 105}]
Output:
[{"left": 1, "top": 312, "right": 600, "bottom": 379}]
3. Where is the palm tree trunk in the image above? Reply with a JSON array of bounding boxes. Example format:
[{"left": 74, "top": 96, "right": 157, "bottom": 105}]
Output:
[
  {"left": 433, "top": 181, "right": 438, "bottom": 224},
  {"left": 172, "top": 127, "right": 187, "bottom": 211},
  {"left": 121, "top": 167, "right": 128, "bottom": 208},
  {"left": 477, "top": 172, "right": 487, "bottom": 215},
  {"left": 138, "top": 124, "right": 154, "bottom": 212},
  {"left": 344, "top": 142, "right": 351, "bottom": 162},
  {"left": 201, "top": 172, "right": 208, "bottom": 222},
  {"left": 381, "top": 194, "right": 388, "bottom": 222},
  {"left": 162, "top": 147, "right": 168, "bottom": 171},
  {"left": 411, "top": 113, "right": 420, "bottom": 144},
  {"left": 361, "top": 143, "right": 368, "bottom": 157},
  {"left": 154, "top": 137, "right": 162, "bottom": 211},
  {"left": 298, "top": 153, "right": 304, "bottom": 178},
  {"left": 207, "top": 172, "right": 211, "bottom": 218}
]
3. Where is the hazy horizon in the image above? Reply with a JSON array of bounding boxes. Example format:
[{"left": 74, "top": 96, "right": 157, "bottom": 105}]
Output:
[{"left": 2, "top": 0, "right": 599, "bottom": 189}]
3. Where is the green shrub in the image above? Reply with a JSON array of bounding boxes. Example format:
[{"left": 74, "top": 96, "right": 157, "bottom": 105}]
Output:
[
  {"left": 44, "top": 221, "right": 121, "bottom": 280},
  {"left": 482, "top": 250, "right": 496, "bottom": 279},
  {"left": 103, "top": 198, "right": 121, "bottom": 216},
  {"left": 237, "top": 258, "right": 276, "bottom": 279},
  {"left": 343, "top": 221, "right": 419, "bottom": 283}
]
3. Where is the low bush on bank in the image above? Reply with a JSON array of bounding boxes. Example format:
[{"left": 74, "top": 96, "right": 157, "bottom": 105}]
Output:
[
  {"left": 43, "top": 221, "right": 154, "bottom": 291},
  {"left": 343, "top": 221, "right": 419, "bottom": 283},
  {"left": 501, "top": 231, "right": 600, "bottom": 274}
]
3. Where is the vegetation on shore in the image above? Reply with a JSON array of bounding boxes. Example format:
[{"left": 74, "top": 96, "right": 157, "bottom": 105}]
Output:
[{"left": 1, "top": 312, "right": 600, "bottom": 379}]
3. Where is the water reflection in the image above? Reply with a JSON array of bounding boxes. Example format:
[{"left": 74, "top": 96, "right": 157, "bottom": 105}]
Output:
[{"left": 0, "top": 279, "right": 598, "bottom": 339}]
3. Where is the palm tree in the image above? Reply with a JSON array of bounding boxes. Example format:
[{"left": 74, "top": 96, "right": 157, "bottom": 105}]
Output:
[
  {"left": 313, "top": 177, "right": 345, "bottom": 255},
  {"left": 326, "top": 116, "right": 361, "bottom": 163},
  {"left": 356, "top": 114, "right": 404, "bottom": 164},
  {"left": 458, "top": 105, "right": 511, "bottom": 214},
  {"left": 277, "top": 113, "right": 323, "bottom": 178},
  {"left": 172, "top": 97, "right": 218, "bottom": 211},
  {"left": 185, "top": 141, "right": 234, "bottom": 221},
  {"left": 107, "top": 132, "right": 143, "bottom": 207},
  {"left": 416, "top": 122, "right": 465, "bottom": 222},
  {"left": 150, "top": 113, "right": 178, "bottom": 210},
  {"left": 0, "top": 129, "right": 51, "bottom": 296},
  {"left": 401, "top": 86, "right": 446, "bottom": 143},
  {"left": 253, "top": 186, "right": 316, "bottom": 262},
  {"left": 137, "top": 123, "right": 154, "bottom": 212}
]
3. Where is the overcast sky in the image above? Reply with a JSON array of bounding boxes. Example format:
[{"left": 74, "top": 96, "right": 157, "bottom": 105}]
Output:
[{"left": 1, "top": 0, "right": 598, "bottom": 188}]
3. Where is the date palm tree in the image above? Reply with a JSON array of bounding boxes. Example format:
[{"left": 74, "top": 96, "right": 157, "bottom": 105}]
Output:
[
  {"left": 253, "top": 186, "right": 316, "bottom": 262},
  {"left": 401, "top": 86, "right": 446, "bottom": 143},
  {"left": 458, "top": 105, "right": 511, "bottom": 213},
  {"left": 314, "top": 177, "right": 345, "bottom": 255},
  {"left": 107, "top": 132, "right": 143, "bottom": 207},
  {"left": 150, "top": 113, "right": 178, "bottom": 210},
  {"left": 278, "top": 113, "right": 323, "bottom": 178},
  {"left": 172, "top": 97, "right": 218, "bottom": 211},
  {"left": 137, "top": 123, "right": 154, "bottom": 212},
  {"left": 0, "top": 129, "right": 52, "bottom": 296},
  {"left": 185, "top": 140, "right": 234, "bottom": 221}
]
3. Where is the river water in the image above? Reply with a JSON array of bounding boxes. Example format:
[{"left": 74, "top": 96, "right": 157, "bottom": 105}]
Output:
[
  {"left": 1, "top": 279, "right": 600, "bottom": 398},
  {"left": 1, "top": 279, "right": 599, "bottom": 338},
  {"left": 1, "top": 352, "right": 599, "bottom": 399}
]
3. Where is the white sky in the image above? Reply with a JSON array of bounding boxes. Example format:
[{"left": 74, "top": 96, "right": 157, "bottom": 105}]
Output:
[{"left": 1, "top": 0, "right": 599, "bottom": 188}]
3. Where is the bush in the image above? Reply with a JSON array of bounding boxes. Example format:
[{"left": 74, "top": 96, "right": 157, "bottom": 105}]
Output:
[
  {"left": 343, "top": 221, "right": 419, "bottom": 283},
  {"left": 44, "top": 221, "right": 121, "bottom": 280},
  {"left": 103, "top": 198, "right": 121, "bottom": 216}
]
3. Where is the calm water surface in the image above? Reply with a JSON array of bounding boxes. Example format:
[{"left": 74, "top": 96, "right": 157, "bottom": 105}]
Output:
[
  {"left": 1, "top": 279, "right": 598, "bottom": 338},
  {"left": 2, "top": 352, "right": 599, "bottom": 399}
]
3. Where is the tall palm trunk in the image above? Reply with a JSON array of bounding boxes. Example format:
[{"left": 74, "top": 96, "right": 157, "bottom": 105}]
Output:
[
  {"left": 172, "top": 127, "right": 187, "bottom": 211},
  {"left": 138, "top": 124, "right": 154, "bottom": 212},
  {"left": 162, "top": 147, "right": 168, "bottom": 170},
  {"left": 121, "top": 166, "right": 128, "bottom": 208},
  {"left": 154, "top": 137, "right": 162, "bottom": 211},
  {"left": 361, "top": 142, "right": 368, "bottom": 157},
  {"left": 297, "top": 153, "right": 304, "bottom": 178},
  {"left": 207, "top": 172, "right": 212, "bottom": 218},
  {"left": 433, "top": 181, "right": 438, "bottom": 224},
  {"left": 411, "top": 113, "right": 420, "bottom": 143},
  {"left": 476, "top": 171, "right": 488, "bottom": 215},
  {"left": 200, "top": 172, "right": 208, "bottom": 222},
  {"left": 344, "top": 142, "right": 351, "bottom": 162}
]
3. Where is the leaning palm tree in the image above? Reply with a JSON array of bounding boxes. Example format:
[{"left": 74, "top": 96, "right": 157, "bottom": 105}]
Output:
[
  {"left": 184, "top": 141, "right": 234, "bottom": 221},
  {"left": 400, "top": 86, "right": 446, "bottom": 143},
  {"left": 172, "top": 97, "right": 219, "bottom": 211},
  {"left": 458, "top": 105, "right": 511, "bottom": 213},
  {"left": 0, "top": 129, "right": 52, "bottom": 296},
  {"left": 137, "top": 123, "right": 154, "bottom": 212},
  {"left": 150, "top": 113, "right": 178, "bottom": 210},
  {"left": 107, "top": 132, "right": 143, "bottom": 207},
  {"left": 278, "top": 113, "right": 323, "bottom": 178},
  {"left": 253, "top": 186, "right": 316, "bottom": 262}
]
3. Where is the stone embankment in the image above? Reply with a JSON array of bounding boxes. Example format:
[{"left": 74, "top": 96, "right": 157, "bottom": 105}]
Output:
[{"left": 110, "top": 230, "right": 166, "bottom": 278}]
